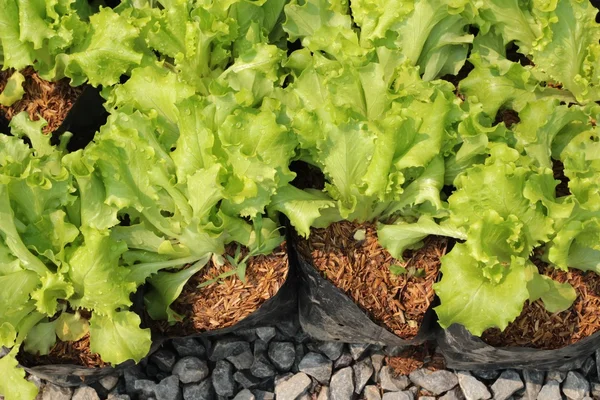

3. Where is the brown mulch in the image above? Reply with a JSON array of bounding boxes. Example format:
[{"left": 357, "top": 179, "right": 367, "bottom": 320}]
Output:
[
  {"left": 163, "top": 243, "right": 289, "bottom": 335},
  {"left": 553, "top": 159, "right": 570, "bottom": 197},
  {"left": 18, "top": 334, "right": 107, "bottom": 369},
  {"left": 385, "top": 342, "right": 446, "bottom": 376},
  {"left": 0, "top": 67, "right": 82, "bottom": 133},
  {"left": 482, "top": 263, "right": 600, "bottom": 350},
  {"left": 298, "top": 221, "right": 448, "bottom": 340}
]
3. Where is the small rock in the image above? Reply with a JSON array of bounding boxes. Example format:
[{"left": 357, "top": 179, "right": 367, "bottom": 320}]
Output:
[
  {"left": 581, "top": 357, "right": 595, "bottom": 378},
  {"left": 439, "top": 387, "right": 465, "bottom": 400},
  {"left": 381, "top": 392, "right": 412, "bottom": 400},
  {"left": 132, "top": 380, "right": 157, "bottom": 398},
  {"left": 408, "top": 386, "right": 418, "bottom": 397},
  {"left": 107, "top": 395, "right": 130, "bottom": 400},
  {"left": 380, "top": 366, "right": 410, "bottom": 391},
  {"left": 298, "top": 352, "right": 333, "bottom": 384},
  {"left": 254, "top": 340, "right": 269, "bottom": 355},
  {"left": 173, "top": 357, "right": 210, "bottom": 384},
  {"left": 72, "top": 386, "right": 100, "bottom": 400},
  {"left": 596, "top": 349, "right": 600, "bottom": 382},
  {"left": 173, "top": 338, "right": 207, "bottom": 358},
  {"left": 228, "top": 349, "right": 254, "bottom": 370},
  {"left": 522, "top": 370, "right": 544, "bottom": 400},
  {"left": 490, "top": 370, "right": 524, "bottom": 400},
  {"left": 253, "top": 390, "right": 275, "bottom": 400},
  {"left": 27, "top": 375, "right": 43, "bottom": 390},
  {"left": 471, "top": 370, "right": 500, "bottom": 381},
  {"left": 268, "top": 342, "right": 296, "bottom": 371},
  {"left": 274, "top": 373, "right": 293, "bottom": 387},
  {"left": 210, "top": 339, "right": 251, "bottom": 361},
  {"left": 319, "top": 342, "right": 345, "bottom": 361},
  {"left": 42, "top": 385, "right": 73, "bottom": 400},
  {"left": 151, "top": 349, "right": 177, "bottom": 372},
  {"left": 537, "top": 380, "right": 561, "bottom": 400},
  {"left": 274, "top": 372, "right": 311, "bottom": 400},
  {"left": 419, "top": 398, "right": 436, "bottom": 400},
  {"left": 251, "top": 353, "right": 277, "bottom": 378},
  {"left": 183, "top": 380, "right": 214, "bottom": 400},
  {"left": 233, "top": 389, "right": 255, "bottom": 400},
  {"left": 212, "top": 360, "right": 235, "bottom": 397},
  {"left": 456, "top": 371, "right": 491, "bottom": 400},
  {"left": 155, "top": 376, "right": 181, "bottom": 400},
  {"left": 330, "top": 367, "right": 354, "bottom": 400},
  {"left": 364, "top": 386, "right": 381, "bottom": 400},
  {"left": 316, "top": 387, "right": 329, "bottom": 400},
  {"left": 334, "top": 351, "right": 354, "bottom": 369},
  {"left": 236, "top": 328, "right": 258, "bottom": 342},
  {"left": 591, "top": 382, "right": 600, "bottom": 398},
  {"left": 234, "top": 371, "right": 263, "bottom": 389},
  {"left": 353, "top": 358, "right": 373, "bottom": 394},
  {"left": 256, "top": 327, "right": 277, "bottom": 343},
  {"left": 371, "top": 354, "right": 385, "bottom": 381},
  {"left": 562, "top": 371, "right": 589, "bottom": 400},
  {"left": 123, "top": 366, "right": 147, "bottom": 394},
  {"left": 546, "top": 371, "right": 567, "bottom": 383},
  {"left": 349, "top": 344, "right": 370, "bottom": 361},
  {"left": 409, "top": 369, "right": 458, "bottom": 396},
  {"left": 277, "top": 319, "right": 300, "bottom": 337},
  {"left": 99, "top": 375, "right": 119, "bottom": 392}
]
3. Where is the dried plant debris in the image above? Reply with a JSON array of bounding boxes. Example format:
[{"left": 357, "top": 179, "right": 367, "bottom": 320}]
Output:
[
  {"left": 18, "top": 334, "right": 107, "bottom": 369},
  {"left": 0, "top": 68, "right": 83, "bottom": 133},
  {"left": 166, "top": 243, "right": 289, "bottom": 335},
  {"left": 482, "top": 263, "right": 600, "bottom": 350},
  {"left": 298, "top": 221, "right": 448, "bottom": 339}
]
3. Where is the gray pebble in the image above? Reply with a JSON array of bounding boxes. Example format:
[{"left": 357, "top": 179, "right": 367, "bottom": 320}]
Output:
[
  {"left": 251, "top": 352, "right": 277, "bottom": 378},
  {"left": 419, "top": 398, "right": 436, "bottom": 400},
  {"left": 546, "top": 371, "right": 567, "bottom": 383},
  {"left": 27, "top": 375, "right": 43, "bottom": 389},
  {"left": 268, "top": 342, "right": 296, "bottom": 371},
  {"left": 330, "top": 367, "right": 354, "bottom": 400},
  {"left": 183, "top": 380, "right": 214, "bottom": 400},
  {"left": 317, "top": 386, "right": 330, "bottom": 400},
  {"left": 591, "top": 382, "right": 600, "bottom": 398},
  {"left": 381, "top": 392, "right": 412, "bottom": 400},
  {"left": 490, "top": 370, "right": 524, "bottom": 400},
  {"left": 334, "top": 351, "right": 354, "bottom": 370},
  {"left": 99, "top": 375, "right": 119, "bottom": 392},
  {"left": 353, "top": 358, "right": 373, "bottom": 394},
  {"left": 132, "top": 380, "right": 157, "bottom": 398},
  {"left": 173, "top": 357, "right": 210, "bottom": 384},
  {"left": 274, "top": 373, "right": 293, "bottom": 387},
  {"left": 42, "top": 383, "right": 73, "bottom": 400},
  {"left": 293, "top": 343, "right": 305, "bottom": 373},
  {"left": 298, "top": 352, "right": 333, "bottom": 384},
  {"left": 349, "top": 344, "right": 370, "bottom": 360},
  {"left": 380, "top": 366, "right": 410, "bottom": 392},
  {"left": 277, "top": 319, "right": 300, "bottom": 338},
  {"left": 234, "top": 371, "right": 263, "bottom": 389},
  {"left": 72, "top": 386, "right": 100, "bottom": 400},
  {"left": 319, "top": 342, "right": 345, "bottom": 361},
  {"left": 236, "top": 329, "right": 258, "bottom": 342},
  {"left": 409, "top": 369, "right": 458, "bottom": 396},
  {"left": 253, "top": 390, "right": 275, "bottom": 400},
  {"left": 210, "top": 339, "right": 251, "bottom": 361},
  {"left": 371, "top": 354, "right": 385, "bottom": 381},
  {"left": 123, "top": 367, "right": 147, "bottom": 395},
  {"left": 537, "top": 380, "right": 562, "bottom": 400},
  {"left": 151, "top": 349, "right": 177, "bottom": 372},
  {"left": 522, "top": 370, "right": 544, "bottom": 400},
  {"left": 562, "top": 371, "right": 589, "bottom": 400},
  {"left": 172, "top": 338, "right": 206, "bottom": 358},
  {"left": 274, "top": 372, "right": 311, "bottom": 400},
  {"left": 107, "top": 395, "right": 131, "bottom": 400},
  {"left": 439, "top": 387, "right": 465, "bottom": 400},
  {"left": 155, "top": 375, "right": 181, "bottom": 400},
  {"left": 227, "top": 349, "right": 254, "bottom": 370},
  {"left": 456, "top": 370, "right": 491, "bottom": 400},
  {"left": 364, "top": 385, "right": 382, "bottom": 400},
  {"left": 212, "top": 360, "right": 235, "bottom": 397},
  {"left": 256, "top": 327, "right": 277, "bottom": 343},
  {"left": 233, "top": 389, "right": 255, "bottom": 400}
]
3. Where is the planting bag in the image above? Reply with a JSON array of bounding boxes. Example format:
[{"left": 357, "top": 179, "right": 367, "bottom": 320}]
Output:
[
  {"left": 0, "top": 115, "right": 9, "bottom": 134},
  {"left": 437, "top": 324, "right": 600, "bottom": 371},
  {"left": 290, "top": 239, "right": 436, "bottom": 346}
]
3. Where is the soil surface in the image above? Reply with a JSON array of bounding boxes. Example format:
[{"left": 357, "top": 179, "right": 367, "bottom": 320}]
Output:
[
  {"left": 164, "top": 243, "right": 289, "bottom": 335},
  {"left": 18, "top": 334, "right": 107, "bottom": 369},
  {"left": 482, "top": 263, "right": 600, "bottom": 350},
  {"left": 0, "top": 67, "right": 82, "bottom": 133},
  {"left": 298, "top": 221, "right": 448, "bottom": 340}
]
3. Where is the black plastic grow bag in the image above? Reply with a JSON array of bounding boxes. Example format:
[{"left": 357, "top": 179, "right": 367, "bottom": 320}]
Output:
[
  {"left": 437, "top": 323, "right": 600, "bottom": 371},
  {"left": 289, "top": 238, "right": 437, "bottom": 346}
]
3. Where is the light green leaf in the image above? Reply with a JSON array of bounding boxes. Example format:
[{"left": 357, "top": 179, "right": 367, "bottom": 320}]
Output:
[
  {"left": 54, "top": 311, "right": 89, "bottom": 342},
  {"left": 23, "top": 319, "right": 57, "bottom": 355},
  {"left": 0, "top": 71, "right": 25, "bottom": 106},
  {"left": 0, "top": 351, "right": 39, "bottom": 400},
  {"left": 89, "top": 311, "right": 151, "bottom": 364}
]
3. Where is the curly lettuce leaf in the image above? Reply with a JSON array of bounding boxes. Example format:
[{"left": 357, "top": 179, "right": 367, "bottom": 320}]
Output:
[
  {"left": 89, "top": 311, "right": 151, "bottom": 364},
  {"left": 0, "top": 70, "right": 25, "bottom": 106}
]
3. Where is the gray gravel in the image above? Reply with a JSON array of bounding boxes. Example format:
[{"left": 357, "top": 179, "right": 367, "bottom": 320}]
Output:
[{"left": 30, "top": 324, "right": 600, "bottom": 400}]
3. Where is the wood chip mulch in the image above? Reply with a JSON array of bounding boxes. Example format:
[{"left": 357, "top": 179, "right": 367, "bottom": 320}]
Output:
[
  {"left": 0, "top": 67, "right": 82, "bottom": 133},
  {"left": 386, "top": 342, "right": 446, "bottom": 376},
  {"left": 298, "top": 221, "right": 448, "bottom": 340},
  {"left": 482, "top": 262, "right": 600, "bottom": 350},
  {"left": 18, "top": 334, "right": 107, "bottom": 369},
  {"left": 163, "top": 243, "right": 289, "bottom": 335}
]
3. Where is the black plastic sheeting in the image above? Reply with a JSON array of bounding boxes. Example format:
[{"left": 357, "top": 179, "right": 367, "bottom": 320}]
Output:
[
  {"left": 0, "top": 114, "right": 9, "bottom": 134},
  {"left": 290, "top": 238, "right": 437, "bottom": 346},
  {"left": 437, "top": 324, "right": 600, "bottom": 371}
]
